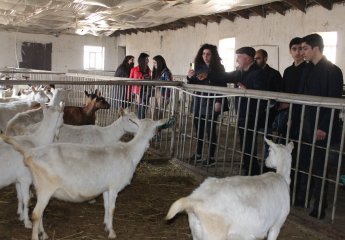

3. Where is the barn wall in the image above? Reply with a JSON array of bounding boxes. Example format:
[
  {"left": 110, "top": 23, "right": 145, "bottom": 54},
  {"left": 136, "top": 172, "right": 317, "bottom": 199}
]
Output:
[
  {"left": 117, "top": 4, "right": 345, "bottom": 77},
  {"left": 0, "top": 32, "right": 117, "bottom": 73}
]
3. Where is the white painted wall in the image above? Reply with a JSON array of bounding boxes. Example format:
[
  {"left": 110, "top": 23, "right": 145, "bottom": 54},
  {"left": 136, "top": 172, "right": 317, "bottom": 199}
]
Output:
[
  {"left": 0, "top": 32, "right": 118, "bottom": 72},
  {"left": 117, "top": 4, "right": 345, "bottom": 77}
]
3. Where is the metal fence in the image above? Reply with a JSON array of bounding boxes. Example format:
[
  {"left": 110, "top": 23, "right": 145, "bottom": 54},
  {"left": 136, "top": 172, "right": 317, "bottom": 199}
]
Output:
[{"left": 1, "top": 71, "right": 345, "bottom": 224}]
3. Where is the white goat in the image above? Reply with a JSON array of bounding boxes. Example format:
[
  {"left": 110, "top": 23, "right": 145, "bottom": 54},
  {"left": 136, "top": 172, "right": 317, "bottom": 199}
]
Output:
[
  {"left": 0, "top": 89, "right": 49, "bottom": 132},
  {"left": 5, "top": 107, "right": 44, "bottom": 136},
  {"left": 5, "top": 88, "right": 72, "bottom": 136},
  {"left": 0, "top": 104, "right": 64, "bottom": 229},
  {"left": 6, "top": 108, "right": 139, "bottom": 145},
  {"left": 166, "top": 138, "right": 294, "bottom": 240},
  {"left": 0, "top": 100, "right": 40, "bottom": 133},
  {"left": 54, "top": 108, "right": 139, "bottom": 144},
  {"left": 1, "top": 117, "right": 169, "bottom": 240}
]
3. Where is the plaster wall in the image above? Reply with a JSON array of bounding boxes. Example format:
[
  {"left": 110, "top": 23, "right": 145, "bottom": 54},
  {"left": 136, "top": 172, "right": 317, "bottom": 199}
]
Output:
[
  {"left": 118, "top": 4, "right": 345, "bottom": 77},
  {"left": 0, "top": 32, "right": 117, "bottom": 72}
]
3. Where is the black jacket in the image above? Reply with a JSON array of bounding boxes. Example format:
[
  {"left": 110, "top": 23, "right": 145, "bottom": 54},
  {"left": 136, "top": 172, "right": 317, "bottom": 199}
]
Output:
[
  {"left": 299, "top": 57, "right": 343, "bottom": 143},
  {"left": 187, "top": 64, "right": 229, "bottom": 116}
]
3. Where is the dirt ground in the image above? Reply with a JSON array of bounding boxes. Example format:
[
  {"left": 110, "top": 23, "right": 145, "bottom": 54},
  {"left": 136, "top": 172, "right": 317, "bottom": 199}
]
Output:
[{"left": 0, "top": 156, "right": 332, "bottom": 240}]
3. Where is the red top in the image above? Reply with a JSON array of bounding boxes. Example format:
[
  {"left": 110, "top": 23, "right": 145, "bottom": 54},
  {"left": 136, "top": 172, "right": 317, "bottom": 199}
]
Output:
[{"left": 127, "top": 66, "right": 151, "bottom": 99}]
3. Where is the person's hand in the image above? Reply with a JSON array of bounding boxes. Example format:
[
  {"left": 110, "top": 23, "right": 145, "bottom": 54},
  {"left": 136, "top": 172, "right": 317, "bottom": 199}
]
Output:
[
  {"left": 237, "top": 83, "right": 247, "bottom": 89},
  {"left": 214, "top": 102, "right": 222, "bottom": 113},
  {"left": 197, "top": 72, "right": 208, "bottom": 81},
  {"left": 279, "top": 102, "right": 289, "bottom": 110},
  {"left": 136, "top": 94, "right": 141, "bottom": 103},
  {"left": 188, "top": 69, "right": 195, "bottom": 78},
  {"left": 316, "top": 129, "right": 327, "bottom": 141}
]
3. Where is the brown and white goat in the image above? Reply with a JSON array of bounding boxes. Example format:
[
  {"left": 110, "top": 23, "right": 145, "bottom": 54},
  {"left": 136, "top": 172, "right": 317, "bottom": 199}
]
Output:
[{"left": 63, "top": 89, "right": 110, "bottom": 125}]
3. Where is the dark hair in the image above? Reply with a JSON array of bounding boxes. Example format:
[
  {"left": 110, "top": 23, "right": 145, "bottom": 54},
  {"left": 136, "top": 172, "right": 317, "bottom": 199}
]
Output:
[
  {"left": 302, "top": 33, "right": 324, "bottom": 52},
  {"left": 122, "top": 55, "right": 134, "bottom": 65},
  {"left": 138, "top": 52, "right": 150, "bottom": 74},
  {"left": 194, "top": 43, "right": 224, "bottom": 73},
  {"left": 115, "top": 55, "right": 134, "bottom": 77},
  {"left": 256, "top": 49, "right": 268, "bottom": 58},
  {"left": 152, "top": 55, "right": 169, "bottom": 80},
  {"left": 289, "top": 37, "right": 303, "bottom": 49}
]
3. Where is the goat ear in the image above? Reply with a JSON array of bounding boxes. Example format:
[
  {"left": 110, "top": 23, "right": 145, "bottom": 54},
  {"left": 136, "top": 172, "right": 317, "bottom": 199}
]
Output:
[
  {"left": 264, "top": 137, "right": 277, "bottom": 150},
  {"left": 264, "top": 137, "right": 272, "bottom": 145},
  {"left": 118, "top": 108, "right": 125, "bottom": 116},
  {"left": 95, "top": 89, "right": 101, "bottom": 96},
  {"left": 287, "top": 142, "right": 294, "bottom": 152},
  {"left": 84, "top": 90, "right": 89, "bottom": 96}
]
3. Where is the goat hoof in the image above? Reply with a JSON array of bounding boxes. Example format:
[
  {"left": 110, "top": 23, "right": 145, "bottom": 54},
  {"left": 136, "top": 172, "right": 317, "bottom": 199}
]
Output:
[
  {"left": 24, "top": 220, "right": 33, "bottom": 229},
  {"left": 18, "top": 212, "right": 24, "bottom": 221},
  {"left": 108, "top": 230, "right": 116, "bottom": 239},
  {"left": 38, "top": 232, "right": 48, "bottom": 240}
]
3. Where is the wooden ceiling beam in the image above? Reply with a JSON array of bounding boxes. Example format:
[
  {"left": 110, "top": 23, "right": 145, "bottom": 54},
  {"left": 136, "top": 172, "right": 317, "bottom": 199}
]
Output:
[
  {"left": 179, "top": 18, "right": 196, "bottom": 27},
  {"left": 217, "top": 12, "right": 236, "bottom": 22},
  {"left": 174, "top": 20, "right": 187, "bottom": 28},
  {"left": 267, "top": 2, "right": 286, "bottom": 15},
  {"left": 197, "top": 16, "right": 208, "bottom": 25},
  {"left": 202, "top": 14, "right": 222, "bottom": 23},
  {"left": 250, "top": 6, "right": 266, "bottom": 18},
  {"left": 283, "top": 0, "right": 306, "bottom": 13},
  {"left": 234, "top": 9, "right": 250, "bottom": 19},
  {"left": 313, "top": 0, "right": 333, "bottom": 10}
]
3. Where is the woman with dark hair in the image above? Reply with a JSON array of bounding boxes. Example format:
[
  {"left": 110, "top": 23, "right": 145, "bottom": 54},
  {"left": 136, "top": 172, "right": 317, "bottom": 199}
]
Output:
[
  {"left": 187, "top": 43, "right": 228, "bottom": 167},
  {"left": 115, "top": 55, "right": 134, "bottom": 78},
  {"left": 151, "top": 55, "right": 173, "bottom": 119},
  {"left": 129, "top": 52, "right": 151, "bottom": 119},
  {"left": 115, "top": 55, "right": 134, "bottom": 107}
]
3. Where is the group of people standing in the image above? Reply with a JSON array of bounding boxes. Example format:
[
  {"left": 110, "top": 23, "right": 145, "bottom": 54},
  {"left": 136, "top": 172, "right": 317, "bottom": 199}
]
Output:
[
  {"left": 186, "top": 33, "right": 343, "bottom": 219},
  {"left": 114, "top": 33, "right": 343, "bottom": 219},
  {"left": 114, "top": 53, "right": 173, "bottom": 119}
]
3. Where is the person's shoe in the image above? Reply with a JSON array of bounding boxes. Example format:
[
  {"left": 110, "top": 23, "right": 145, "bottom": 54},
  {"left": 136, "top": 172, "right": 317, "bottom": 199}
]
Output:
[
  {"left": 309, "top": 209, "right": 326, "bottom": 219},
  {"left": 203, "top": 157, "right": 216, "bottom": 167},
  {"left": 188, "top": 154, "right": 202, "bottom": 162}
]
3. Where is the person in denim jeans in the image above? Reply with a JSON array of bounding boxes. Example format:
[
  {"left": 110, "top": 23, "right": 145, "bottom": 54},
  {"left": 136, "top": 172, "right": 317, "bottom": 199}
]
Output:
[{"left": 187, "top": 43, "right": 228, "bottom": 167}]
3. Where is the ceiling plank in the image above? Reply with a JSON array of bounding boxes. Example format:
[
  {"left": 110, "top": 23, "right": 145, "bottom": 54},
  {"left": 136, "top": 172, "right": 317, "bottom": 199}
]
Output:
[
  {"left": 197, "top": 16, "right": 208, "bottom": 25},
  {"left": 234, "top": 9, "right": 250, "bottom": 19},
  {"left": 250, "top": 6, "right": 266, "bottom": 17},
  {"left": 202, "top": 14, "right": 222, "bottom": 23},
  {"left": 283, "top": 0, "right": 306, "bottom": 13},
  {"left": 217, "top": 12, "right": 236, "bottom": 22},
  {"left": 267, "top": 2, "right": 287, "bottom": 15},
  {"left": 136, "top": 28, "right": 146, "bottom": 33},
  {"left": 313, "top": 0, "right": 333, "bottom": 10},
  {"left": 180, "top": 18, "right": 196, "bottom": 27}
]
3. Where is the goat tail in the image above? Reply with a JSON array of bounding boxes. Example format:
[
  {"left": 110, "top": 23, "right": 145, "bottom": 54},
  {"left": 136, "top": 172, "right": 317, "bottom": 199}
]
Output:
[
  {"left": 0, "top": 134, "right": 31, "bottom": 164},
  {"left": 166, "top": 197, "right": 199, "bottom": 220}
]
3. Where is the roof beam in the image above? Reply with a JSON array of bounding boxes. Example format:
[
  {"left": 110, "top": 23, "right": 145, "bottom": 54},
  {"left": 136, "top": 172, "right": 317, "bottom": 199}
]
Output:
[
  {"left": 267, "top": 2, "right": 286, "bottom": 15},
  {"left": 250, "top": 6, "right": 266, "bottom": 17},
  {"left": 283, "top": 0, "right": 306, "bottom": 13},
  {"left": 234, "top": 10, "right": 250, "bottom": 19},
  {"left": 217, "top": 12, "right": 236, "bottom": 22},
  {"left": 313, "top": 0, "right": 333, "bottom": 10},
  {"left": 197, "top": 16, "right": 208, "bottom": 25},
  {"left": 202, "top": 14, "right": 222, "bottom": 23},
  {"left": 180, "top": 18, "right": 196, "bottom": 27}
]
